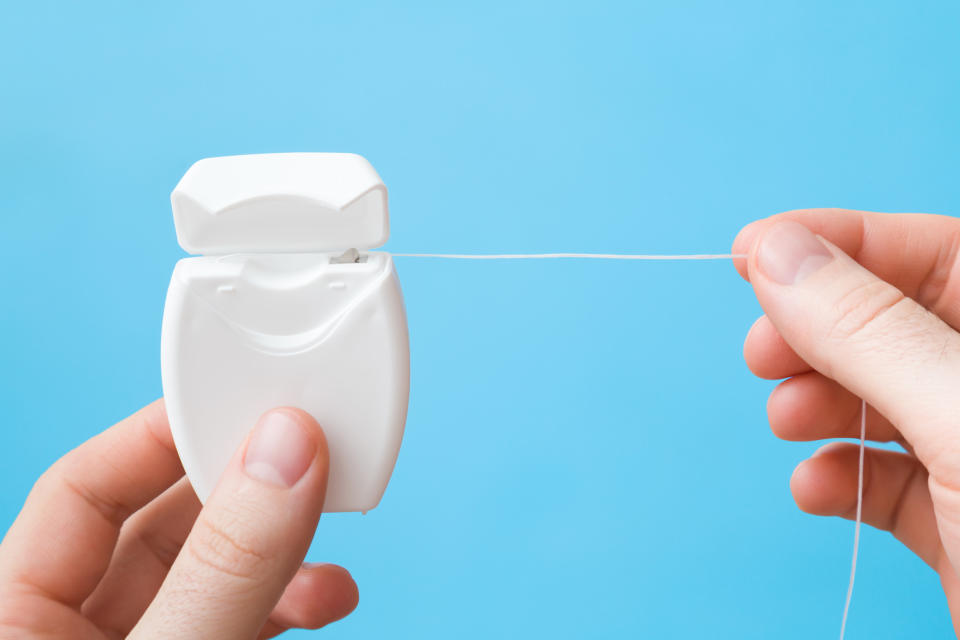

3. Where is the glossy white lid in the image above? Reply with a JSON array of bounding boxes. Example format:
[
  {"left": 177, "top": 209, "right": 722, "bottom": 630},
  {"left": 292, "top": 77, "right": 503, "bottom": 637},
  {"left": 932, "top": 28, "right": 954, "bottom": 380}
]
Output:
[{"left": 171, "top": 153, "right": 389, "bottom": 255}]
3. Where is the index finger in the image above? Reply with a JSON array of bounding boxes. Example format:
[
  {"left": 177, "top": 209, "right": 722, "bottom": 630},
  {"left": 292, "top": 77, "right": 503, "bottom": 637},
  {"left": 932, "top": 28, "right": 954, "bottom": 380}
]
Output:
[{"left": 0, "top": 400, "right": 185, "bottom": 606}]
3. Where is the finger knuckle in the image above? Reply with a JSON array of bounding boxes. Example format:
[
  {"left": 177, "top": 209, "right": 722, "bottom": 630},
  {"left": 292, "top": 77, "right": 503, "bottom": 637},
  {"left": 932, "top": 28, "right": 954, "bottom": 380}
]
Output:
[
  {"left": 32, "top": 455, "right": 137, "bottom": 529},
  {"left": 0, "top": 591, "right": 53, "bottom": 637},
  {"left": 826, "top": 279, "right": 910, "bottom": 344},
  {"left": 47, "top": 463, "right": 132, "bottom": 527},
  {"left": 0, "top": 603, "right": 23, "bottom": 635},
  {"left": 0, "top": 612, "right": 32, "bottom": 638},
  {"left": 186, "top": 514, "right": 270, "bottom": 581},
  {"left": 133, "top": 525, "right": 186, "bottom": 568}
]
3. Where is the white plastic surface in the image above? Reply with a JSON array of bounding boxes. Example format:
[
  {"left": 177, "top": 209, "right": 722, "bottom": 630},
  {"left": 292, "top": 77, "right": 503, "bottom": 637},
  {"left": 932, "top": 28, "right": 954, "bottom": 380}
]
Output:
[
  {"left": 171, "top": 153, "right": 389, "bottom": 255},
  {"left": 161, "top": 153, "right": 410, "bottom": 513}
]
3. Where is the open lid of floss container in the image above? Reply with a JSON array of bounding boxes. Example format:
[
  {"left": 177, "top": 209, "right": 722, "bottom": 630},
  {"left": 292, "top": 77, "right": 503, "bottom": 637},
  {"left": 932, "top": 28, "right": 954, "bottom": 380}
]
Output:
[{"left": 170, "top": 153, "right": 390, "bottom": 255}]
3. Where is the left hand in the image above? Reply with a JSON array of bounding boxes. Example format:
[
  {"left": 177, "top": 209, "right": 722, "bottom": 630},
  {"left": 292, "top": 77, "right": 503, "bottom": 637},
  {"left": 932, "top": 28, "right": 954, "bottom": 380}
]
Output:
[{"left": 0, "top": 400, "right": 359, "bottom": 639}]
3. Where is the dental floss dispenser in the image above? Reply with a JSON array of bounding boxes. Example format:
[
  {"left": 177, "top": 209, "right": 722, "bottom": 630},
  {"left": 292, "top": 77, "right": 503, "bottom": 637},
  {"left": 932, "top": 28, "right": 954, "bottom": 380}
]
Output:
[{"left": 161, "top": 153, "right": 410, "bottom": 513}]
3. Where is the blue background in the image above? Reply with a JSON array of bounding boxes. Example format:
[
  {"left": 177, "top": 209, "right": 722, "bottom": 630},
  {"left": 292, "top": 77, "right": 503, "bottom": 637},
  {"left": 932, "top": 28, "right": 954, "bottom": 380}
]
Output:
[{"left": 2, "top": 1, "right": 959, "bottom": 637}]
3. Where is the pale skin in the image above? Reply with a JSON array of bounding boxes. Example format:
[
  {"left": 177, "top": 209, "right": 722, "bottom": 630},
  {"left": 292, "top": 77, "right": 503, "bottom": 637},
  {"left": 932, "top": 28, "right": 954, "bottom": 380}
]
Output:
[
  {"left": 0, "top": 405, "right": 359, "bottom": 639},
  {"left": 733, "top": 209, "right": 960, "bottom": 634},
  {"left": 2, "top": 208, "right": 960, "bottom": 636}
]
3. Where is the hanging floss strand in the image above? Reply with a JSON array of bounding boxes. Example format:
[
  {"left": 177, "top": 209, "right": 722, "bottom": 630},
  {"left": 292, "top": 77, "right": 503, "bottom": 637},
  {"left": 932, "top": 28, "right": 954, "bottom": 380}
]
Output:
[
  {"left": 394, "top": 250, "right": 866, "bottom": 639},
  {"left": 840, "top": 399, "right": 867, "bottom": 640}
]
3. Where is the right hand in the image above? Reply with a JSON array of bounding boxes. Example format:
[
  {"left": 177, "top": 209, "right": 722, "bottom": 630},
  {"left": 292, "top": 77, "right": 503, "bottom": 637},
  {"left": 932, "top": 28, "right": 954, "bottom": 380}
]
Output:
[{"left": 733, "top": 209, "right": 960, "bottom": 632}]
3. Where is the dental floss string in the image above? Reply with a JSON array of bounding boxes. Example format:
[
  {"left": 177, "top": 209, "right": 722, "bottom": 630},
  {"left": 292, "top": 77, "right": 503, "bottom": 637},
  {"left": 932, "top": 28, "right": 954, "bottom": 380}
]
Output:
[
  {"left": 392, "top": 252, "right": 747, "bottom": 260},
  {"left": 840, "top": 399, "right": 867, "bottom": 640},
  {"left": 395, "top": 251, "right": 866, "bottom": 638}
]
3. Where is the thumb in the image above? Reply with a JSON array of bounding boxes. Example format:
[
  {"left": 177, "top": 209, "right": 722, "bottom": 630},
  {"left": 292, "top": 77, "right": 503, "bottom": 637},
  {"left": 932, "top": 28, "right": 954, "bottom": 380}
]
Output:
[
  {"left": 746, "top": 220, "right": 960, "bottom": 480},
  {"left": 130, "top": 408, "right": 329, "bottom": 640}
]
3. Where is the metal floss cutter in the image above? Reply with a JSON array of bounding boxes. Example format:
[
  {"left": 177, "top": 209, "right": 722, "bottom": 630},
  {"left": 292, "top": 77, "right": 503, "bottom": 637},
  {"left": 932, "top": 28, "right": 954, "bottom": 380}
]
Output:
[{"left": 161, "top": 153, "right": 410, "bottom": 513}]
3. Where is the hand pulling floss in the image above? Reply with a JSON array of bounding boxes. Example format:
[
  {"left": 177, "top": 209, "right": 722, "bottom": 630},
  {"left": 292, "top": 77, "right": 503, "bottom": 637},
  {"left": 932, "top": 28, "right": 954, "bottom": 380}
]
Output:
[
  {"left": 161, "top": 153, "right": 410, "bottom": 513},
  {"left": 160, "top": 152, "right": 864, "bottom": 637}
]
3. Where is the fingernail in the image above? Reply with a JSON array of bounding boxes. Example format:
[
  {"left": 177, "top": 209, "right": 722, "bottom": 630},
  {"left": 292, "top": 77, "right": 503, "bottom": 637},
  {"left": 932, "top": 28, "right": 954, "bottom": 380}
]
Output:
[
  {"left": 757, "top": 221, "right": 834, "bottom": 285},
  {"left": 244, "top": 409, "right": 317, "bottom": 488}
]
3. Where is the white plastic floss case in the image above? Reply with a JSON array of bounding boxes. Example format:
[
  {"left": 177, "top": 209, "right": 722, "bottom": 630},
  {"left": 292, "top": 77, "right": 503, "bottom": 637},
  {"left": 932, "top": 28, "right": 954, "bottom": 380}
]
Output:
[{"left": 161, "top": 153, "right": 410, "bottom": 513}]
